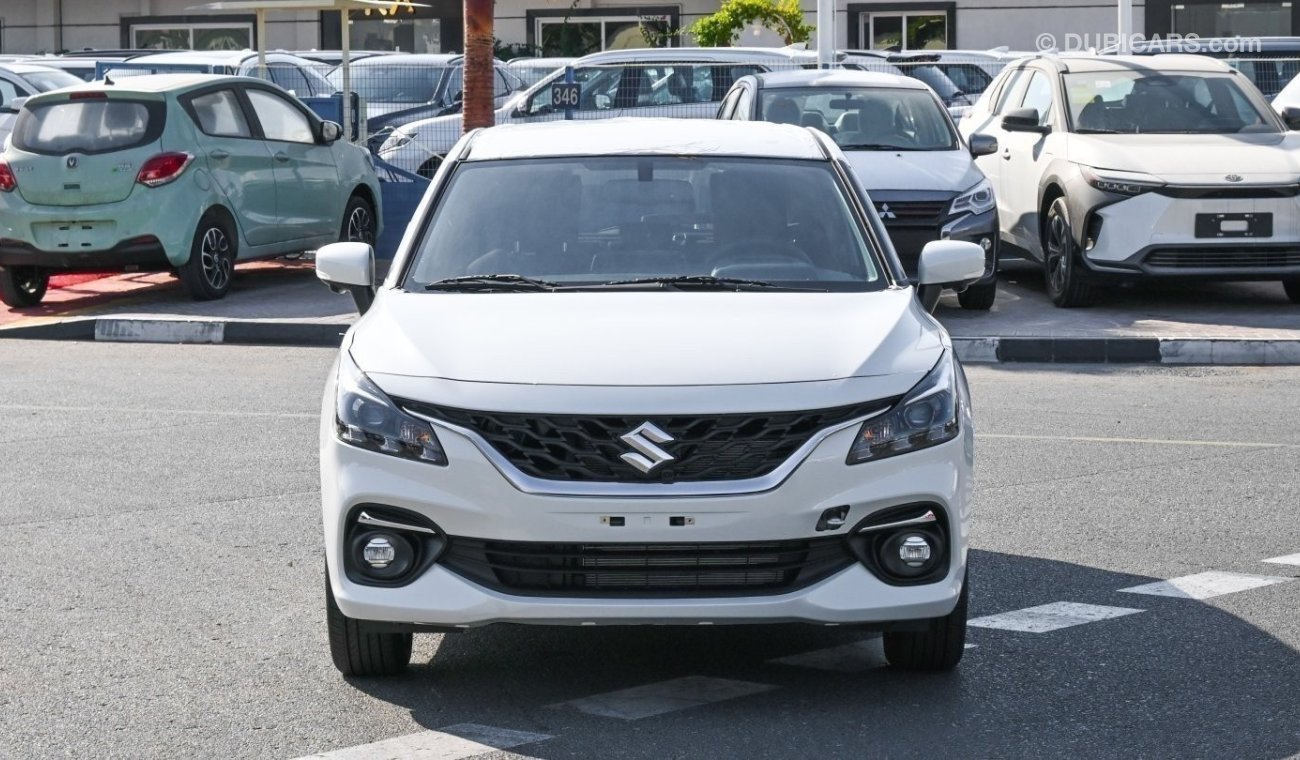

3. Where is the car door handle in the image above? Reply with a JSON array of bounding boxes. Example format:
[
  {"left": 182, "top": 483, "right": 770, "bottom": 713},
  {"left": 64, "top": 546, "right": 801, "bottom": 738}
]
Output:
[
  {"left": 274, "top": 151, "right": 290, "bottom": 163},
  {"left": 209, "top": 149, "right": 230, "bottom": 160}
]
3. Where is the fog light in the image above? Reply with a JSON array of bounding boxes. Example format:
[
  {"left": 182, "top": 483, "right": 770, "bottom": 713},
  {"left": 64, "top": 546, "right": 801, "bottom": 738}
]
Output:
[
  {"left": 899, "top": 534, "right": 932, "bottom": 567},
  {"left": 363, "top": 536, "right": 397, "bottom": 568},
  {"left": 350, "top": 530, "right": 415, "bottom": 580}
]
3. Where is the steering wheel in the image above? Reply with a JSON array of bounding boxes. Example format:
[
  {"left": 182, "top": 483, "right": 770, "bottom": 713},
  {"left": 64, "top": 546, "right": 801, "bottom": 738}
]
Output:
[{"left": 708, "top": 238, "right": 814, "bottom": 268}]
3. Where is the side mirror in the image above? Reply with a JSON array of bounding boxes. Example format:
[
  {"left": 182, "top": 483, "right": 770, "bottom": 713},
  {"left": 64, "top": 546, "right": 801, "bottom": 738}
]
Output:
[
  {"left": 319, "top": 120, "right": 342, "bottom": 144},
  {"left": 316, "top": 241, "right": 376, "bottom": 313},
  {"left": 1001, "top": 107, "right": 1049, "bottom": 134},
  {"left": 1281, "top": 106, "right": 1300, "bottom": 131},
  {"left": 968, "top": 132, "right": 998, "bottom": 157},
  {"left": 916, "top": 240, "right": 987, "bottom": 312}
]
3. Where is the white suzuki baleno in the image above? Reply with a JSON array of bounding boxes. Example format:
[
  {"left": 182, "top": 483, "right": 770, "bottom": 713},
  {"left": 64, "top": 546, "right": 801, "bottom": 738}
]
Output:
[{"left": 316, "top": 119, "right": 984, "bottom": 676}]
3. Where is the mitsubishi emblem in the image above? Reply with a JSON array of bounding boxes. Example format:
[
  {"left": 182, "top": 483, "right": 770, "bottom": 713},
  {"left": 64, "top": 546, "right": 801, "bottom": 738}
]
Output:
[
  {"left": 618, "top": 422, "right": 675, "bottom": 474},
  {"left": 878, "top": 203, "right": 896, "bottom": 219}
]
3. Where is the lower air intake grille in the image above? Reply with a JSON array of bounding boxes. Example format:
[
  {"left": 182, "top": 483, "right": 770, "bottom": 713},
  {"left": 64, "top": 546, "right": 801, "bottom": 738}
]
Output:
[
  {"left": 441, "top": 536, "right": 855, "bottom": 596},
  {"left": 1144, "top": 247, "right": 1300, "bottom": 269}
]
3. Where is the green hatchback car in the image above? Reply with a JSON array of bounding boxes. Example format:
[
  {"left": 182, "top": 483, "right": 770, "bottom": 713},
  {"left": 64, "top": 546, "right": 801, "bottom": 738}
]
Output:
[{"left": 0, "top": 73, "right": 382, "bottom": 306}]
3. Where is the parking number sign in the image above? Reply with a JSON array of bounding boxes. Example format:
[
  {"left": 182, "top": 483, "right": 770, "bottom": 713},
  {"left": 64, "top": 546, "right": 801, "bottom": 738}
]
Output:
[{"left": 551, "top": 82, "right": 581, "bottom": 109}]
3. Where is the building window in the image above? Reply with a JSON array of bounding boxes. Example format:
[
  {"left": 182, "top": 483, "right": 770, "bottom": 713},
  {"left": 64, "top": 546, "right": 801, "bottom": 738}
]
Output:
[
  {"left": 526, "top": 8, "right": 679, "bottom": 57},
  {"left": 321, "top": 3, "right": 463, "bottom": 55},
  {"left": 1170, "top": 1, "right": 1292, "bottom": 37},
  {"left": 847, "top": 3, "right": 954, "bottom": 50},
  {"left": 862, "top": 11, "right": 947, "bottom": 50},
  {"left": 131, "top": 22, "right": 253, "bottom": 50}
]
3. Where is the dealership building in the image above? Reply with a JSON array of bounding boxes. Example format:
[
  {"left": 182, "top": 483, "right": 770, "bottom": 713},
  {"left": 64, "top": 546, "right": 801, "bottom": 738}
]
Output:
[{"left": 0, "top": 0, "right": 1295, "bottom": 57}]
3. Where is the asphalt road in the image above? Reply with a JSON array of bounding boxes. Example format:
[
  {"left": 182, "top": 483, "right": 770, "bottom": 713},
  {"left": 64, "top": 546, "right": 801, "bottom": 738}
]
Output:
[{"left": 1, "top": 341, "right": 1298, "bottom": 759}]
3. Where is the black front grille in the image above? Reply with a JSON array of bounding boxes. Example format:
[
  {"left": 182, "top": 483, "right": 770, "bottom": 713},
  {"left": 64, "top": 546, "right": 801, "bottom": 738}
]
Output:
[
  {"left": 397, "top": 399, "right": 896, "bottom": 483},
  {"left": 1157, "top": 186, "right": 1299, "bottom": 199},
  {"left": 440, "top": 536, "right": 855, "bottom": 596},
  {"left": 1144, "top": 247, "right": 1300, "bottom": 269},
  {"left": 876, "top": 200, "right": 949, "bottom": 228}
]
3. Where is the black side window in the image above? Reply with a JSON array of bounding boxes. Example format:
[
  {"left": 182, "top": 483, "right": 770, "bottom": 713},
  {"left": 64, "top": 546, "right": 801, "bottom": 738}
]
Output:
[
  {"left": 1019, "top": 71, "right": 1055, "bottom": 125},
  {"left": 993, "top": 67, "right": 1028, "bottom": 115}
]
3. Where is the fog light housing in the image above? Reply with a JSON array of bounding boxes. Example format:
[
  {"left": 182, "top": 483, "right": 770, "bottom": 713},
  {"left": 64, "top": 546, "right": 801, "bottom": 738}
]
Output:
[
  {"left": 845, "top": 504, "right": 949, "bottom": 585},
  {"left": 349, "top": 529, "right": 416, "bottom": 581}
]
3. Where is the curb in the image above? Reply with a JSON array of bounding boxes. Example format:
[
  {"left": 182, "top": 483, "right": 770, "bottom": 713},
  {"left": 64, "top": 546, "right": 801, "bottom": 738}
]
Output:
[
  {"left": 2, "top": 317, "right": 1299, "bottom": 365},
  {"left": 0, "top": 317, "right": 346, "bottom": 347}
]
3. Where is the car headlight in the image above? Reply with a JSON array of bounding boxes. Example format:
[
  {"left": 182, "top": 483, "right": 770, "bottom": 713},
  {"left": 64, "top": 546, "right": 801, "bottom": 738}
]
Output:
[
  {"left": 335, "top": 352, "right": 447, "bottom": 465},
  {"left": 948, "top": 179, "right": 995, "bottom": 216},
  {"left": 847, "top": 352, "right": 959, "bottom": 464},
  {"left": 1081, "top": 166, "right": 1164, "bottom": 196},
  {"left": 379, "top": 129, "right": 414, "bottom": 153}
]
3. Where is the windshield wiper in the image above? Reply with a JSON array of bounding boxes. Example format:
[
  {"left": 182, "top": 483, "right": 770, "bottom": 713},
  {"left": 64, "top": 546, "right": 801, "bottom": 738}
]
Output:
[
  {"left": 423, "top": 274, "right": 559, "bottom": 292},
  {"left": 586, "top": 275, "right": 822, "bottom": 291},
  {"left": 838, "top": 143, "right": 927, "bottom": 151}
]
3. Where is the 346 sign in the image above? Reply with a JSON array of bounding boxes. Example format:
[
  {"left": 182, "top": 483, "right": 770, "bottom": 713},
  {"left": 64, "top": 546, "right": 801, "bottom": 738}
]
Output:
[{"left": 551, "top": 82, "right": 581, "bottom": 109}]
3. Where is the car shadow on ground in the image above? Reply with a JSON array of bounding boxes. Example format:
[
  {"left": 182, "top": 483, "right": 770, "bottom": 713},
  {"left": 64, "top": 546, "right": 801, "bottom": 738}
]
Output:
[
  {"left": 345, "top": 549, "right": 1300, "bottom": 758},
  {"left": 937, "top": 260, "right": 1298, "bottom": 336}
]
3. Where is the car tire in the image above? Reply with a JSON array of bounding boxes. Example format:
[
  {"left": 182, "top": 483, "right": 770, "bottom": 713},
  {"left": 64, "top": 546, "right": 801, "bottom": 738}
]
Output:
[
  {"left": 1283, "top": 279, "right": 1300, "bottom": 304},
  {"left": 178, "top": 213, "right": 236, "bottom": 301},
  {"left": 957, "top": 278, "right": 997, "bottom": 310},
  {"left": 0, "top": 266, "right": 49, "bottom": 308},
  {"left": 1042, "top": 198, "right": 1098, "bottom": 308},
  {"left": 882, "top": 574, "right": 968, "bottom": 671},
  {"left": 340, "top": 195, "right": 377, "bottom": 245},
  {"left": 326, "top": 574, "right": 412, "bottom": 677}
]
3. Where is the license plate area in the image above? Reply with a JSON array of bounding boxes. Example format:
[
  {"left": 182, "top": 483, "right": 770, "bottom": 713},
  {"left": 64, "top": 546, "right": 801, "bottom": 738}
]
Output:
[
  {"left": 1195, "top": 212, "right": 1272, "bottom": 238},
  {"left": 32, "top": 221, "right": 116, "bottom": 250}
]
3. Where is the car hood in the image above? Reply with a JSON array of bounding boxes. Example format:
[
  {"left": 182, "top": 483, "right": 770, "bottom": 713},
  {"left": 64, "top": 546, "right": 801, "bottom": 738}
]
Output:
[
  {"left": 350, "top": 289, "right": 942, "bottom": 393},
  {"left": 1067, "top": 133, "right": 1300, "bottom": 183},
  {"left": 844, "top": 149, "right": 983, "bottom": 192}
]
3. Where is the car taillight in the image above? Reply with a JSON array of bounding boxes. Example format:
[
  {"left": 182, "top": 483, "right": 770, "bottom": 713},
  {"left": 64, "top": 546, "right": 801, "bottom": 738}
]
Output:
[
  {"left": 0, "top": 160, "right": 16, "bottom": 193},
  {"left": 136, "top": 152, "right": 193, "bottom": 188}
]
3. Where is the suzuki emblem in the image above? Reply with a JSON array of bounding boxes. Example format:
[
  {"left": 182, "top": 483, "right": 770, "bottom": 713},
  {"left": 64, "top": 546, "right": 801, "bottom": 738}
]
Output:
[
  {"left": 1225, "top": 174, "right": 1243, "bottom": 182},
  {"left": 66, "top": 156, "right": 78, "bottom": 169},
  {"left": 878, "top": 203, "right": 896, "bottom": 220},
  {"left": 618, "top": 422, "right": 675, "bottom": 474}
]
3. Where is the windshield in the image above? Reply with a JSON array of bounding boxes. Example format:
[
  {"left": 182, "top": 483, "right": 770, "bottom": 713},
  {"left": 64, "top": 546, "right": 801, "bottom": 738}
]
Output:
[
  {"left": 895, "top": 64, "right": 964, "bottom": 101},
  {"left": 758, "top": 87, "right": 958, "bottom": 151},
  {"left": 23, "top": 69, "right": 84, "bottom": 92},
  {"left": 1065, "top": 71, "right": 1278, "bottom": 134},
  {"left": 509, "top": 65, "right": 565, "bottom": 87},
  {"left": 405, "top": 156, "right": 885, "bottom": 291},
  {"left": 327, "top": 65, "right": 448, "bottom": 103}
]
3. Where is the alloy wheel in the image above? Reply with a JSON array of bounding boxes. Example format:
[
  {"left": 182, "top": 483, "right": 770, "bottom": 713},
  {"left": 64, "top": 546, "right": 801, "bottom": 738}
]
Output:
[
  {"left": 1045, "top": 211, "right": 1071, "bottom": 295},
  {"left": 347, "top": 206, "right": 375, "bottom": 245},
  {"left": 199, "top": 226, "right": 232, "bottom": 291}
]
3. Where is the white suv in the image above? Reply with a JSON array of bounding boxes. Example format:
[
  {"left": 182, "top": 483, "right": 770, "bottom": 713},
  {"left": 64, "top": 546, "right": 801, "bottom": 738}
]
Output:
[
  {"left": 316, "top": 119, "right": 983, "bottom": 676},
  {"left": 961, "top": 54, "right": 1300, "bottom": 307}
]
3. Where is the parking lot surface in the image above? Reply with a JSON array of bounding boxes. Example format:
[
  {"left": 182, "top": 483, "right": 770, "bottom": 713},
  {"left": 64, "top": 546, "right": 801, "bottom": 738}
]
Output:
[{"left": 1, "top": 341, "right": 1297, "bottom": 759}]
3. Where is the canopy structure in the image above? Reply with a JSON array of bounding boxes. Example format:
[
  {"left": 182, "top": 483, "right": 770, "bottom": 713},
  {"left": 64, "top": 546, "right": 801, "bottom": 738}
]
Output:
[{"left": 191, "top": 0, "right": 430, "bottom": 140}]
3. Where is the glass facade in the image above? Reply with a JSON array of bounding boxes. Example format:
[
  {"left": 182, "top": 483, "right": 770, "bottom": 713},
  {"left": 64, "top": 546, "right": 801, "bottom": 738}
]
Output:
[{"left": 1170, "top": 1, "right": 1292, "bottom": 37}]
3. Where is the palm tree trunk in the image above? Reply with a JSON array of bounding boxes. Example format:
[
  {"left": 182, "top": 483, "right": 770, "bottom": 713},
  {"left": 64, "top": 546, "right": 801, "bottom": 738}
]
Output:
[{"left": 463, "top": 0, "right": 495, "bottom": 132}]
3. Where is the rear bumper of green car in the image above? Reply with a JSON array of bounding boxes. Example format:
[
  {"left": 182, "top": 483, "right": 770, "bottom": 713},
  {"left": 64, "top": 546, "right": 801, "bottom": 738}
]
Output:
[{"left": 0, "top": 187, "right": 198, "bottom": 273}]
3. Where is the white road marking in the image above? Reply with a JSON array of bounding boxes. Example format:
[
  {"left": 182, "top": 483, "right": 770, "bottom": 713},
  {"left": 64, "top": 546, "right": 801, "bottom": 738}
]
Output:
[
  {"left": 1262, "top": 552, "right": 1300, "bottom": 567},
  {"left": 293, "top": 724, "right": 552, "bottom": 760},
  {"left": 1119, "top": 571, "right": 1292, "bottom": 600},
  {"left": 977, "top": 433, "right": 1289, "bottom": 449},
  {"left": 552, "top": 675, "right": 776, "bottom": 720},
  {"left": 969, "top": 602, "right": 1143, "bottom": 633}
]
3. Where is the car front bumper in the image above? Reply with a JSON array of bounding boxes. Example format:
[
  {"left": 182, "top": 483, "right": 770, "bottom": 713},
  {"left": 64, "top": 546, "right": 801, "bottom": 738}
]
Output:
[
  {"left": 1080, "top": 189, "right": 1300, "bottom": 279},
  {"left": 321, "top": 390, "right": 974, "bottom": 628}
]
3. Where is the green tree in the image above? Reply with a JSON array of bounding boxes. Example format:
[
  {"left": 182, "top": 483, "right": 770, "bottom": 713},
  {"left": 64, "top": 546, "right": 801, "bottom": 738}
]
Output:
[{"left": 688, "top": 0, "right": 813, "bottom": 47}]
